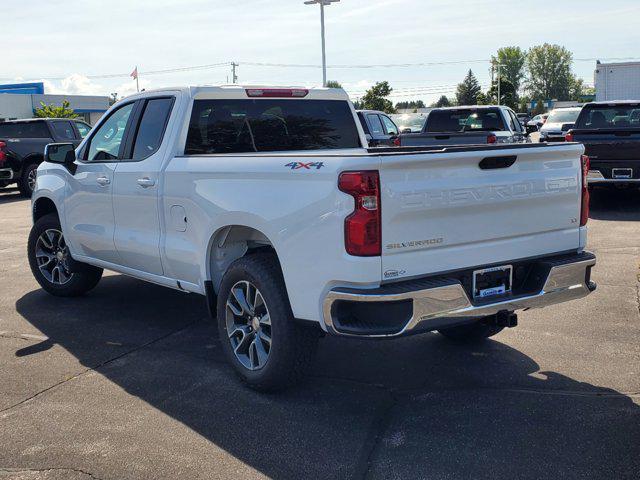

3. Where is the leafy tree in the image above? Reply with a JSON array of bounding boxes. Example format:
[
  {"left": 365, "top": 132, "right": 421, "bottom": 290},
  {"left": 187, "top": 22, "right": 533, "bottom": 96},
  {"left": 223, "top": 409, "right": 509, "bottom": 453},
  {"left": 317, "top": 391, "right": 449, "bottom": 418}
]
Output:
[
  {"left": 326, "top": 80, "right": 342, "bottom": 89},
  {"left": 34, "top": 100, "right": 79, "bottom": 119},
  {"left": 396, "top": 100, "right": 426, "bottom": 110},
  {"left": 491, "top": 46, "right": 527, "bottom": 95},
  {"left": 526, "top": 43, "right": 580, "bottom": 101},
  {"left": 476, "top": 92, "right": 489, "bottom": 105},
  {"left": 361, "top": 81, "right": 395, "bottom": 113},
  {"left": 430, "top": 95, "right": 453, "bottom": 108},
  {"left": 456, "top": 70, "right": 482, "bottom": 106},
  {"left": 487, "top": 77, "right": 517, "bottom": 109}
]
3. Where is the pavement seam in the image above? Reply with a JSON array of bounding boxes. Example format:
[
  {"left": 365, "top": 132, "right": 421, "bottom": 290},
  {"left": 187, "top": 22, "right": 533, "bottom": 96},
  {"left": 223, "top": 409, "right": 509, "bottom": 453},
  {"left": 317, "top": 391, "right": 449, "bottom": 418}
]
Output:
[
  {"left": 351, "top": 388, "right": 397, "bottom": 480},
  {"left": 0, "top": 321, "right": 199, "bottom": 416},
  {"left": 0, "top": 467, "right": 103, "bottom": 480}
]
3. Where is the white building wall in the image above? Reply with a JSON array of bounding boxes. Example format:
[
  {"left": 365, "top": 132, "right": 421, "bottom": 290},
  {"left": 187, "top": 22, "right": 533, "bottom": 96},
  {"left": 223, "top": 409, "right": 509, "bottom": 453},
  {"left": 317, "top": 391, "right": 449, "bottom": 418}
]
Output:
[
  {"left": 595, "top": 62, "right": 640, "bottom": 101},
  {"left": 0, "top": 94, "right": 34, "bottom": 120}
]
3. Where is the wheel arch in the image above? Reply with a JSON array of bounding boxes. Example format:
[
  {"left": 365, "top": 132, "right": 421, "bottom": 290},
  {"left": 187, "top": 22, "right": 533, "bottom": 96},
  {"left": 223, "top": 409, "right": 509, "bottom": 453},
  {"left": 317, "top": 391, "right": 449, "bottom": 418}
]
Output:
[
  {"left": 206, "top": 224, "right": 280, "bottom": 294},
  {"left": 21, "top": 153, "right": 45, "bottom": 172},
  {"left": 32, "top": 196, "right": 59, "bottom": 223}
]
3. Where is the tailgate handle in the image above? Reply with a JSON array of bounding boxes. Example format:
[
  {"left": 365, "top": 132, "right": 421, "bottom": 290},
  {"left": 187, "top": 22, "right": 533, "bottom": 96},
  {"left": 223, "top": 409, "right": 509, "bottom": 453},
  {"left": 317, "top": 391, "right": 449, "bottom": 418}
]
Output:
[{"left": 479, "top": 155, "right": 517, "bottom": 170}]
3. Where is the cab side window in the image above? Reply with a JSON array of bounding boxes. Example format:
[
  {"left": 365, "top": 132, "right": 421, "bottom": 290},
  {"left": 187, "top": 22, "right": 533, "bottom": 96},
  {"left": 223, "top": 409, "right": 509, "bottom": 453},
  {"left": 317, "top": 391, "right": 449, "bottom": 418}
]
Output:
[
  {"left": 367, "top": 114, "right": 384, "bottom": 135},
  {"left": 131, "top": 98, "right": 174, "bottom": 161},
  {"left": 75, "top": 121, "right": 91, "bottom": 139},
  {"left": 50, "top": 121, "right": 75, "bottom": 141},
  {"left": 85, "top": 103, "right": 135, "bottom": 162},
  {"left": 381, "top": 115, "right": 398, "bottom": 135}
]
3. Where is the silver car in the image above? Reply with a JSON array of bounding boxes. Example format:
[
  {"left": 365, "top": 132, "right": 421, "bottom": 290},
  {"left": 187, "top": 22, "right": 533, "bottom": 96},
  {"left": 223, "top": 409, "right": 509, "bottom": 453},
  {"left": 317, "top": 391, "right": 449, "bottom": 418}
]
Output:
[{"left": 539, "top": 107, "right": 582, "bottom": 142}]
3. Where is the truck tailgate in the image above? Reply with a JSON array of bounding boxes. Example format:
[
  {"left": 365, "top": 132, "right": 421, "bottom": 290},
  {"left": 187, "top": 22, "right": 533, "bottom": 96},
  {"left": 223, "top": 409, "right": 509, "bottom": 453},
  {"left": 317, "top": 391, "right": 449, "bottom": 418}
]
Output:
[
  {"left": 378, "top": 144, "right": 584, "bottom": 280},
  {"left": 574, "top": 130, "right": 640, "bottom": 161}
]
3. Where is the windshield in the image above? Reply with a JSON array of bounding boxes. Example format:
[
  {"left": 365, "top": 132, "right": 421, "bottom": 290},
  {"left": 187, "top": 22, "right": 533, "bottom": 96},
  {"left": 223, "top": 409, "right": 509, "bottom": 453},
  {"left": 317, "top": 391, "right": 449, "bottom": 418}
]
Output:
[
  {"left": 546, "top": 109, "right": 580, "bottom": 124},
  {"left": 576, "top": 104, "right": 640, "bottom": 129},
  {"left": 390, "top": 113, "right": 426, "bottom": 133},
  {"left": 425, "top": 108, "right": 504, "bottom": 133}
]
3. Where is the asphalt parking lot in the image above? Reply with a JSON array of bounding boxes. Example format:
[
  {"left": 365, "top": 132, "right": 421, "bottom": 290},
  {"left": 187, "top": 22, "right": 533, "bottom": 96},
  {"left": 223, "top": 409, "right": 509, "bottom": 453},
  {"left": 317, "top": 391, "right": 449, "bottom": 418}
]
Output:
[{"left": 1, "top": 186, "right": 639, "bottom": 480}]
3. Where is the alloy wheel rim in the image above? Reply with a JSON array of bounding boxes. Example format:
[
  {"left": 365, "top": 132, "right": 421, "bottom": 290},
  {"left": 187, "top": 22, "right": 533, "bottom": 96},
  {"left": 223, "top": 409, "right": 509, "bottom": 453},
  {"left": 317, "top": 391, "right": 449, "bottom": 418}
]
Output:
[
  {"left": 27, "top": 167, "right": 37, "bottom": 192},
  {"left": 35, "top": 229, "right": 74, "bottom": 285},
  {"left": 225, "top": 280, "right": 272, "bottom": 371}
]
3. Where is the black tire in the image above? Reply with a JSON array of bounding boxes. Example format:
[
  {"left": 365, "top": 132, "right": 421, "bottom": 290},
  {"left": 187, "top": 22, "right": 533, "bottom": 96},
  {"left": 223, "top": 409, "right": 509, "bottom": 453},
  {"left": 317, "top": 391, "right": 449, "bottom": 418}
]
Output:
[
  {"left": 216, "top": 253, "right": 318, "bottom": 392},
  {"left": 28, "top": 213, "right": 103, "bottom": 297},
  {"left": 438, "top": 318, "right": 504, "bottom": 343},
  {"left": 18, "top": 162, "right": 39, "bottom": 197}
]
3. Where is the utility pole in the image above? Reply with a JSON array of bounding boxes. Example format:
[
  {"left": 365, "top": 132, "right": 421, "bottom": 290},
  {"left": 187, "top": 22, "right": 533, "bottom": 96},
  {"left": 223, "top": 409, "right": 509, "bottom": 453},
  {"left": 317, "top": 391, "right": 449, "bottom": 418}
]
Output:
[
  {"left": 495, "top": 63, "right": 505, "bottom": 105},
  {"left": 304, "top": 0, "right": 339, "bottom": 87},
  {"left": 231, "top": 62, "right": 238, "bottom": 84}
]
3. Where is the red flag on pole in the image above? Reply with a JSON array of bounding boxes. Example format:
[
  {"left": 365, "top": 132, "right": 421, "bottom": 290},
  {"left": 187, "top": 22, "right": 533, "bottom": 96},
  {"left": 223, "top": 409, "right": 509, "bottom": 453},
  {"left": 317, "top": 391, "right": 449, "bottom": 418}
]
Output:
[{"left": 130, "top": 67, "right": 138, "bottom": 80}]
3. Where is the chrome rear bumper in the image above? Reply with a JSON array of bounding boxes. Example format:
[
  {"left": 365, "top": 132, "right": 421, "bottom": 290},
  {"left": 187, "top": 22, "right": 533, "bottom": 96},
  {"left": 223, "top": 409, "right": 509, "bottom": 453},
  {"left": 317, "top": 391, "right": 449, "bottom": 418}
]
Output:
[{"left": 322, "top": 252, "right": 596, "bottom": 338}]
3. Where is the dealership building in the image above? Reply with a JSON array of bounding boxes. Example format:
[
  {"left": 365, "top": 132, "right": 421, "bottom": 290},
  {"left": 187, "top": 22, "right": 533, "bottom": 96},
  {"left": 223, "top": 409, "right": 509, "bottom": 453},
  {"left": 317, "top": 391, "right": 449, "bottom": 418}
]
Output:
[{"left": 0, "top": 82, "right": 109, "bottom": 125}]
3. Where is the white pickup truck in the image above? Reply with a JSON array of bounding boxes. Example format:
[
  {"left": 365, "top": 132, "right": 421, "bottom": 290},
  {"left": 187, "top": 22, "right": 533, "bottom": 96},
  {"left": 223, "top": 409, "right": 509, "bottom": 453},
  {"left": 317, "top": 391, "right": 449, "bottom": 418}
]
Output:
[{"left": 29, "top": 85, "right": 596, "bottom": 391}]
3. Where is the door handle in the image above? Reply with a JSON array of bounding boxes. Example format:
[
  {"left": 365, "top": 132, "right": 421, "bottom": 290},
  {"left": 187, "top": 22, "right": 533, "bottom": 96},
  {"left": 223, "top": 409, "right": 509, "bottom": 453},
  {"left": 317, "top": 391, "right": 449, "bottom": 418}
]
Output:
[
  {"left": 137, "top": 177, "right": 155, "bottom": 188},
  {"left": 96, "top": 176, "right": 111, "bottom": 186}
]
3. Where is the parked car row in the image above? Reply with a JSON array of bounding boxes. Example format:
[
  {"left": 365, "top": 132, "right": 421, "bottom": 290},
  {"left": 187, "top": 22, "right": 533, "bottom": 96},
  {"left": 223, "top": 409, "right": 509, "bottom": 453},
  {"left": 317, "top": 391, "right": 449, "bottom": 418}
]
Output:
[
  {"left": 0, "top": 118, "right": 91, "bottom": 196},
  {"left": 357, "top": 99, "right": 640, "bottom": 189}
]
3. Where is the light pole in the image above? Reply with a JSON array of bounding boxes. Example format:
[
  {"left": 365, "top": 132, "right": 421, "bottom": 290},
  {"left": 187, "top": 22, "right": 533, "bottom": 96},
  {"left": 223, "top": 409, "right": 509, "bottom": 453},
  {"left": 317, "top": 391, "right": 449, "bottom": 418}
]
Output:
[{"left": 304, "top": 0, "right": 339, "bottom": 87}]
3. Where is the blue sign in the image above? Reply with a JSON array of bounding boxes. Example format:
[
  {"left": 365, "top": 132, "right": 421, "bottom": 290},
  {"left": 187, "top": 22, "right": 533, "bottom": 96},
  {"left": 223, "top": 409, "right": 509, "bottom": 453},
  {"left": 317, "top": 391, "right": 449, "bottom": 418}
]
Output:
[{"left": 0, "top": 82, "right": 45, "bottom": 95}]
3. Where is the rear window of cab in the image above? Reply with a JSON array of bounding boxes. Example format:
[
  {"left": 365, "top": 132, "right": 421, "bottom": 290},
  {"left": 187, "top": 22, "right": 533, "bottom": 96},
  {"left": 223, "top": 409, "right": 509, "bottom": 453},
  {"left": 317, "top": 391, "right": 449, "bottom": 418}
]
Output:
[{"left": 184, "top": 99, "right": 361, "bottom": 154}]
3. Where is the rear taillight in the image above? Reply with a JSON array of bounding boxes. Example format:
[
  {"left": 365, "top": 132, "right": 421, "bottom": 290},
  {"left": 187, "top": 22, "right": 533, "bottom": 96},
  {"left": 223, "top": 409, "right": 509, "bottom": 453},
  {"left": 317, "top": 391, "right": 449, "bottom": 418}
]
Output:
[
  {"left": 487, "top": 134, "right": 497, "bottom": 144},
  {"left": 338, "top": 171, "right": 381, "bottom": 256},
  {"left": 245, "top": 88, "right": 308, "bottom": 98},
  {"left": 565, "top": 132, "right": 574, "bottom": 142},
  {"left": 580, "top": 154, "right": 590, "bottom": 226},
  {"left": 393, "top": 136, "right": 401, "bottom": 147},
  {"left": 0, "top": 141, "right": 6, "bottom": 165}
]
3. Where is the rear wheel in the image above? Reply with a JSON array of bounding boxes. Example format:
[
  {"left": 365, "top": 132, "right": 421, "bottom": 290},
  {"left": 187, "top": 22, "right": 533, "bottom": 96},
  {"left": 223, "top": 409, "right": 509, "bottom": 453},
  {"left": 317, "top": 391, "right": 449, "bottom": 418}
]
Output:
[
  {"left": 18, "top": 162, "right": 39, "bottom": 197},
  {"left": 438, "top": 318, "right": 504, "bottom": 343},
  {"left": 217, "top": 253, "right": 318, "bottom": 392},
  {"left": 28, "top": 213, "right": 103, "bottom": 296}
]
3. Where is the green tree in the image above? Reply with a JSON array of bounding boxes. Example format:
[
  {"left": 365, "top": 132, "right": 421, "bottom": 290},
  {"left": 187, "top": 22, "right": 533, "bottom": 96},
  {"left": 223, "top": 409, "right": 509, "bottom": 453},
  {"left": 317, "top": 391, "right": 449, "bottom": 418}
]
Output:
[
  {"left": 526, "top": 43, "right": 579, "bottom": 101},
  {"left": 395, "top": 100, "right": 426, "bottom": 110},
  {"left": 430, "top": 95, "right": 453, "bottom": 108},
  {"left": 491, "top": 46, "right": 527, "bottom": 95},
  {"left": 361, "top": 81, "right": 395, "bottom": 113},
  {"left": 456, "top": 70, "right": 482, "bottom": 106},
  {"left": 34, "top": 100, "right": 79, "bottom": 119},
  {"left": 325, "top": 80, "right": 342, "bottom": 88},
  {"left": 487, "top": 78, "right": 517, "bottom": 109}
]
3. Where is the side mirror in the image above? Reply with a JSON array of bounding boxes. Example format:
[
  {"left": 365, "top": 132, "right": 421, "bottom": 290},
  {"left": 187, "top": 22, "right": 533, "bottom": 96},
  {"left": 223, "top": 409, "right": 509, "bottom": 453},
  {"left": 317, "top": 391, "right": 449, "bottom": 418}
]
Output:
[
  {"left": 45, "top": 143, "right": 76, "bottom": 170},
  {"left": 401, "top": 128, "right": 412, "bottom": 134},
  {"left": 365, "top": 133, "right": 373, "bottom": 143}
]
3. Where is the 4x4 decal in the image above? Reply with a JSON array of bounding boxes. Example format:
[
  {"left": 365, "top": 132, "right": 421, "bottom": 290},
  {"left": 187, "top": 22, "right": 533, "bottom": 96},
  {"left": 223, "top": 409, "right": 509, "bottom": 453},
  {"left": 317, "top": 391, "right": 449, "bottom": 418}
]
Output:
[{"left": 285, "top": 161, "right": 324, "bottom": 170}]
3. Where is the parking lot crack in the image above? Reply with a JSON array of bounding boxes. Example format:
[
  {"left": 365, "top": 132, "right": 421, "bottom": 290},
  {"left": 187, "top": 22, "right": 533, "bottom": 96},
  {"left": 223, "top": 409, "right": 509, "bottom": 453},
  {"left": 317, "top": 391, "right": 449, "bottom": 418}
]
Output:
[{"left": 0, "top": 321, "right": 199, "bottom": 415}]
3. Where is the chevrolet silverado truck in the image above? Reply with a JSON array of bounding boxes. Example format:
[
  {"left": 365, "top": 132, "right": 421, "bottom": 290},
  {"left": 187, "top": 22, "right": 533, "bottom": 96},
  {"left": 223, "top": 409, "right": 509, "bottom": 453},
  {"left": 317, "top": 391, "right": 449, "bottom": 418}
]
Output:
[
  {"left": 566, "top": 101, "right": 640, "bottom": 185},
  {"left": 0, "top": 118, "right": 91, "bottom": 196},
  {"left": 399, "top": 105, "right": 529, "bottom": 147},
  {"left": 28, "top": 86, "right": 596, "bottom": 391}
]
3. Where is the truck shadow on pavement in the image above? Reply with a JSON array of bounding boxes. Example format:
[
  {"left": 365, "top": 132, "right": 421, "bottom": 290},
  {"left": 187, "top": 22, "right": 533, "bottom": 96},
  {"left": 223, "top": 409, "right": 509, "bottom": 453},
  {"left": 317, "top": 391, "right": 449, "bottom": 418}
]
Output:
[
  {"left": 589, "top": 186, "right": 640, "bottom": 221},
  {"left": 0, "top": 188, "right": 26, "bottom": 205},
  {"left": 14, "top": 275, "right": 640, "bottom": 480}
]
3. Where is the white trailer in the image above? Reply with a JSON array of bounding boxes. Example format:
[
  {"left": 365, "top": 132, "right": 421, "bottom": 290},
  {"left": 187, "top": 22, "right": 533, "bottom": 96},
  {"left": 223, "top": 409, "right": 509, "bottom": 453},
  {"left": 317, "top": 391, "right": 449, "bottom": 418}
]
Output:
[{"left": 595, "top": 61, "right": 640, "bottom": 101}]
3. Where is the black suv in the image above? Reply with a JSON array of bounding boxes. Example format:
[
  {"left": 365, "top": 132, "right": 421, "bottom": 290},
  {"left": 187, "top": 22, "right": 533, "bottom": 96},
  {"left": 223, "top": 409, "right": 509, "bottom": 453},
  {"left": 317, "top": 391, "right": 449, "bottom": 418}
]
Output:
[
  {"left": 0, "top": 118, "right": 91, "bottom": 196},
  {"left": 356, "top": 110, "right": 400, "bottom": 147}
]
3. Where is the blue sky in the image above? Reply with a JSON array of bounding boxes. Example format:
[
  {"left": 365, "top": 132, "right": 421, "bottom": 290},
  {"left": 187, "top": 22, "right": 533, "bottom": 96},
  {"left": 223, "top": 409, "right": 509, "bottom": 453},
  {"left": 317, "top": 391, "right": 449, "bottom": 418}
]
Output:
[{"left": 5, "top": 0, "right": 640, "bottom": 102}]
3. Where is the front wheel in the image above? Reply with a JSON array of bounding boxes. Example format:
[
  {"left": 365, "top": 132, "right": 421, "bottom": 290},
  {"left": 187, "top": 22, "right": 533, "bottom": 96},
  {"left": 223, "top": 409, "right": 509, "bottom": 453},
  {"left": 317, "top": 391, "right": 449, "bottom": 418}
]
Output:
[
  {"left": 28, "top": 213, "right": 103, "bottom": 297},
  {"left": 217, "top": 253, "right": 318, "bottom": 392}
]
